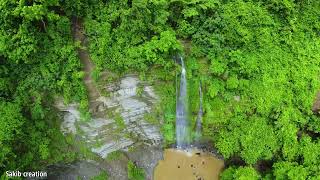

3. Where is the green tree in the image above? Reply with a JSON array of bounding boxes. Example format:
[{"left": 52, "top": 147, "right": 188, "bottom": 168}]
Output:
[
  {"left": 273, "top": 162, "right": 309, "bottom": 180},
  {"left": 221, "top": 166, "right": 261, "bottom": 180},
  {"left": 0, "top": 101, "right": 24, "bottom": 169}
]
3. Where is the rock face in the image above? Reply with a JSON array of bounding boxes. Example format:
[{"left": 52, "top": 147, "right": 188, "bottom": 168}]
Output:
[
  {"left": 47, "top": 145, "right": 163, "bottom": 180},
  {"left": 47, "top": 160, "right": 105, "bottom": 180},
  {"left": 126, "top": 146, "right": 164, "bottom": 180},
  {"left": 55, "top": 75, "right": 162, "bottom": 158},
  {"left": 53, "top": 20, "right": 163, "bottom": 179}
]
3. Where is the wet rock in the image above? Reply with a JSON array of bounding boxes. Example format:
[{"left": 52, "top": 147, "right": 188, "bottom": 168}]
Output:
[
  {"left": 47, "top": 160, "right": 105, "bottom": 180},
  {"left": 105, "top": 154, "right": 130, "bottom": 180},
  {"left": 125, "top": 145, "right": 163, "bottom": 180},
  {"left": 55, "top": 75, "right": 162, "bottom": 158}
]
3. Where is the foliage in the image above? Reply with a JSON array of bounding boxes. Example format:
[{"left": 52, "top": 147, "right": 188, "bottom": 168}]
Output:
[
  {"left": 273, "top": 162, "right": 309, "bottom": 180},
  {"left": 0, "top": 102, "right": 24, "bottom": 168},
  {"left": 106, "top": 151, "right": 123, "bottom": 161},
  {"left": 0, "top": 0, "right": 87, "bottom": 175},
  {"left": 153, "top": 75, "right": 177, "bottom": 145},
  {"left": 216, "top": 116, "right": 278, "bottom": 164},
  {"left": 84, "top": 0, "right": 182, "bottom": 74},
  {"left": 114, "top": 113, "right": 126, "bottom": 132},
  {"left": 90, "top": 171, "right": 109, "bottom": 180},
  {"left": 1, "top": 0, "right": 320, "bottom": 179},
  {"left": 169, "top": 0, "right": 320, "bottom": 178},
  {"left": 221, "top": 166, "right": 261, "bottom": 180},
  {"left": 83, "top": 1, "right": 320, "bottom": 178},
  {"left": 127, "top": 161, "right": 145, "bottom": 180}
]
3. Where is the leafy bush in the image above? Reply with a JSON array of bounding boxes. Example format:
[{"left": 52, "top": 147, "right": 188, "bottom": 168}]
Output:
[
  {"left": 221, "top": 166, "right": 261, "bottom": 180},
  {"left": 127, "top": 161, "right": 145, "bottom": 180},
  {"left": 90, "top": 171, "right": 109, "bottom": 180},
  {"left": 0, "top": 0, "right": 87, "bottom": 174},
  {"left": 84, "top": 0, "right": 182, "bottom": 74}
]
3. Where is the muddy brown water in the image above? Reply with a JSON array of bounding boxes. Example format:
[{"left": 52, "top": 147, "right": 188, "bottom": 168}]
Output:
[{"left": 154, "top": 148, "right": 224, "bottom": 180}]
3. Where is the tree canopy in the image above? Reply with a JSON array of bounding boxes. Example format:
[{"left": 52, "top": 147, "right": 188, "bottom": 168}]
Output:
[{"left": 1, "top": 0, "right": 320, "bottom": 179}]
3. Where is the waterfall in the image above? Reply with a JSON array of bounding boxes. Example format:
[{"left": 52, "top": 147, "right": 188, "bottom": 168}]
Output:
[
  {"left": 176, "top": 56, "right": 189, "bottom": 149},
  {"left": 195, "top": 82, "right": 203, "bottom": 144}
]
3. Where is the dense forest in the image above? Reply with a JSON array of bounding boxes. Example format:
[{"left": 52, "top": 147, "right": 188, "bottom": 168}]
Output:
[{"left": 1, "top": 0, "right": 320, "bottom": 179}]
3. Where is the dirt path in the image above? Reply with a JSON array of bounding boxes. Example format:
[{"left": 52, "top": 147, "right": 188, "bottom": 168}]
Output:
[
  {"left": 72, "top": 17, "right": 100, "bottom": 105},
  {"left": 313, "top": 92, "right": 320, "bottom": 113}
]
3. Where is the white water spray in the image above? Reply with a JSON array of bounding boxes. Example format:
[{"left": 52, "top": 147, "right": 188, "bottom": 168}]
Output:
[{"left": 176, "top": 56, "right": 189, "bottom": 148}]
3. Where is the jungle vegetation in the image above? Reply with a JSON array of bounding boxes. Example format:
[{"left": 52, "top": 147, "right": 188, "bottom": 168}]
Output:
[{"left": 1, "top": 0, "right": 320, "bottom": 179}]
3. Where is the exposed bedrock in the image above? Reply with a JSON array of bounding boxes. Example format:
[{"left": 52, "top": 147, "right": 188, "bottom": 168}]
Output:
[{"left": 53, "top": 74, "right": 163, "bottom": 179}]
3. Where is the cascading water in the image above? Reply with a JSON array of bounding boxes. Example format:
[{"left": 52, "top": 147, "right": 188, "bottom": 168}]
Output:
[
  {"left": 176, "top": 56, "right": 189, "bottom": 149},
  {"left": 155, "top": 57, "right": 225, "bottom": 180},
  {"left": 175, "top": 56, "right": 204, "bottom": 148},
  {"left": 195, "top": 82, "right": 203, "bottom": 145}
]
